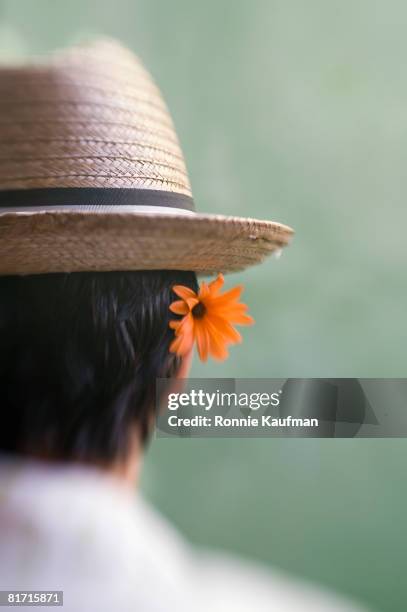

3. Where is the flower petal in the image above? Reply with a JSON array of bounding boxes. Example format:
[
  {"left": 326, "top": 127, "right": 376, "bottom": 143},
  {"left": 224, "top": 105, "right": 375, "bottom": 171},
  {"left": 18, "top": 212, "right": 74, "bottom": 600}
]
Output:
[
  {"left": 207, "top": 285, "right": 243, "bottom": 307},
  {"left": 210, "top": 304, "right": 254, "bottom": 325},
  {"left": 211, "top": 302, "right": 248, "bottom": 314},
  {"left": 228, "top": 312, "right": 254, "bottom": 326},
  {"left": 208, "top": 273, "right": 225, "bottom": 295},
  {"left": 169, "top": 316, "right": 194, "bottom": 355},
  {"left": 207, "top": 314, "right": 242, "bottom": 344},
  {"left": 175, "top": 313, "right": 194, "bottom": 334},
  {"left": 169, "top": 300, "right": 190, "bottom": 315},
  {"left": 198, "top": 281, "right": 210, "bottom": 300},
  {"left": 208, "top": 331, "right": 229, "bottom": 361},
  {"left": 194, "top": 320, "right": 210, "bottom": 362},
  {"left": 169, "top": 319, "right": 181, "bottom": 330},
  {"left": 203, "top": 316, "right": 230, "bottom": 360},
  {"left": 169, "top": 332, "right": 194, "bottom": 356},
  {"left": 185, "top": 297, "right": 199, "bottom": 310},
  {"left": 172, "top": 285, "right": 198, "bottom": 301}
]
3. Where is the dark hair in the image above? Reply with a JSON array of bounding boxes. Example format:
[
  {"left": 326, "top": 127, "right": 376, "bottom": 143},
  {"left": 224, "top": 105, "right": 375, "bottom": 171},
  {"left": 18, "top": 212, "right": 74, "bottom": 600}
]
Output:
[{"left": 0, "top": 270, "right": 198, "bottom": 463}]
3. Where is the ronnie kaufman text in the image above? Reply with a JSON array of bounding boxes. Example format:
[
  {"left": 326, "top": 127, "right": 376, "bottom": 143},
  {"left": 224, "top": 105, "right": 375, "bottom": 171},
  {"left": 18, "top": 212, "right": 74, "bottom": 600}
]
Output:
[{"left": 167, "top": 415, "right": 319, "bottom": 428}]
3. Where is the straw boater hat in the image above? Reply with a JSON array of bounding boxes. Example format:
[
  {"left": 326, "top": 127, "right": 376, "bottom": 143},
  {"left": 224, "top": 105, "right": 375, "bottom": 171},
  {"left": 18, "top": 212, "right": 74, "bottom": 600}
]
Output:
[{"left": 0, "top": 39, "right": 293, "bottom": 276}]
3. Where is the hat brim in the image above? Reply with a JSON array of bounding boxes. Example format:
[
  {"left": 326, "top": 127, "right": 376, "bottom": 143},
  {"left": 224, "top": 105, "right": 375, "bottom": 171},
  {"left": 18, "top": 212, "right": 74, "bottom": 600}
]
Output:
[{"left": 0, "top": 210, "right": 294, "bottom": 276}]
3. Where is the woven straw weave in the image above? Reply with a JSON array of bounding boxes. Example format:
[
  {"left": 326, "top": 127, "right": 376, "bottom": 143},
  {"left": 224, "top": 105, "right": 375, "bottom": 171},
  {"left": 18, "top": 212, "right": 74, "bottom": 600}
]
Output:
[{"left": 0, "top": 39, "right": 191, "bottom": 195}]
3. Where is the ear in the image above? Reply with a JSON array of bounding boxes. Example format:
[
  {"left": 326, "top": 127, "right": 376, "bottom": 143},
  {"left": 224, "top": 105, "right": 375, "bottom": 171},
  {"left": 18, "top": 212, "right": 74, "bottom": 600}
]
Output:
[{"left": 176, "top": 348, "right": 194, "bottom": 379}]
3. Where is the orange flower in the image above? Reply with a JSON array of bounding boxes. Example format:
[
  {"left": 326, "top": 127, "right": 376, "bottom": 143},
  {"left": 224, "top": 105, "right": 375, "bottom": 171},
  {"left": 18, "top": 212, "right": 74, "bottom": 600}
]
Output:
[{"left": 169, "top": 273, "right": 254, "bottom": 362}]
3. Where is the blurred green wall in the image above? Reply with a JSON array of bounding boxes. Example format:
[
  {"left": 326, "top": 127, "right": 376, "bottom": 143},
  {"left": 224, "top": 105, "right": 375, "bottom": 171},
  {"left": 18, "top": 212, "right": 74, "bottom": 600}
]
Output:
[{"left": 1, "top": 1, "right": 406, "bottom": 610}]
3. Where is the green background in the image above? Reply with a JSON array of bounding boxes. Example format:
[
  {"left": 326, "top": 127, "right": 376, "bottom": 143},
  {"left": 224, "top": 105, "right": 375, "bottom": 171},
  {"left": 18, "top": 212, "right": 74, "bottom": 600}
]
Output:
[{"left": 1, "top": 1, "right": 406, "bottom": 609}]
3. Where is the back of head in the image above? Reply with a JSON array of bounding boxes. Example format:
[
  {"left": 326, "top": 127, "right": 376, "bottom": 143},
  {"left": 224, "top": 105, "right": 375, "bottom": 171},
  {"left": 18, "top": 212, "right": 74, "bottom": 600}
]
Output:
[{"left": 0, "top": 270, "right": 197, "bottom": 463}]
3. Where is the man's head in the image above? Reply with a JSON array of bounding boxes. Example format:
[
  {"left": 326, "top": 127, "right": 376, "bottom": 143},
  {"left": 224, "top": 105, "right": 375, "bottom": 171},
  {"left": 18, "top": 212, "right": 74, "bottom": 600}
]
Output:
[{"left": 0, "top": 270, "right": 198, "bottom": 466}]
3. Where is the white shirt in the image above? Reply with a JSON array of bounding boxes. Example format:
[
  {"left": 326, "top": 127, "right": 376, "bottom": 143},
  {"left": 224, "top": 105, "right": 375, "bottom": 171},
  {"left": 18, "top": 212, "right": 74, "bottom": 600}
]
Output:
[{"left": 0, "top": 457, "right": 365, "bottom": 612}]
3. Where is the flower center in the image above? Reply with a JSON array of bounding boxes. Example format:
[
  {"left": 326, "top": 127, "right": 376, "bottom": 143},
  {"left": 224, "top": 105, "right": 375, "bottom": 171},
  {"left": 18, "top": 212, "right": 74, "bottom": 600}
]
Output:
[{"left": 192, "top": 301, "right": 206, "bottom": 319}]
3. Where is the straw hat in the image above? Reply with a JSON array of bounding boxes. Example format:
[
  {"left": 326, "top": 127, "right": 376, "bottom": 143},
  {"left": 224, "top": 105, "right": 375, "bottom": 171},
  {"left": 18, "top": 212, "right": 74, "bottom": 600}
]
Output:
[{"left": 0, "top": 39, "right": 293, "bottom": 276}]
